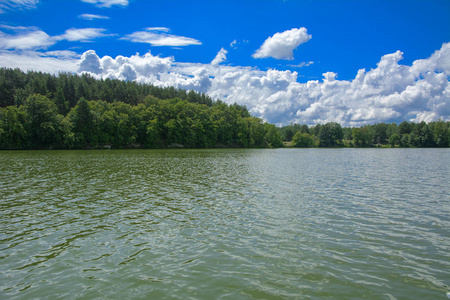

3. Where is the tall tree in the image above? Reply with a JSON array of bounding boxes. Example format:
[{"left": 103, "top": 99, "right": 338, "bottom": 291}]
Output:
[
  {"left": 0, "top": 106, "right": 29, "bottom": 149},
  {"left": 352, "top": 126, "right": 374, "bottom": 147},
  {"left": 72, "top": 97, "right": 94, "bottom": 147},
  {"left": 24, "top": 94, "right": 61, "bottom": 148},
  {"left": 292, "top": 132, "right": 314, "bottom": 147},
  {"left": 319, "top": 122, "right": 343, "bottom": 147}
]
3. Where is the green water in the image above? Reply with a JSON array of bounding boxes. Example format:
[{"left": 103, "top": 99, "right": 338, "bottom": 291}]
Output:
[{"left": 1, "top": 149, "right": 449, "bottom": 299}]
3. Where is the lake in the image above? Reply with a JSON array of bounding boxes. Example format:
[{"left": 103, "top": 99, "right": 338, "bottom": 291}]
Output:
[{"left": 1, "top": 148, "right": 449, "bottom": 299}]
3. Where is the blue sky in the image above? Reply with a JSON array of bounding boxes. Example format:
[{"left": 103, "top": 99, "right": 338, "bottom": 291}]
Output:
[{"left": 1, "top": 0, "right": 449, "bottom": 125}]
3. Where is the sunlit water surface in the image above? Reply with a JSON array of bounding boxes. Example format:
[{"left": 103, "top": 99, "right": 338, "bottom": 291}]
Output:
[{"left": 1, "top": 149, "right": 449, "bottom": 299}]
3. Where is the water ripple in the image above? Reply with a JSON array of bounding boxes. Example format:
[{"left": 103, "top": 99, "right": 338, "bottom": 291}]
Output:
[{"left": 1, "top": 149, "right": 449, "bottom": 299}]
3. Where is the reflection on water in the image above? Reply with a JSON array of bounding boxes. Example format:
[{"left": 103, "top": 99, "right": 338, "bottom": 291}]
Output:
[{"left": 1, "top": 149, "right": 449, "bottom": 299}]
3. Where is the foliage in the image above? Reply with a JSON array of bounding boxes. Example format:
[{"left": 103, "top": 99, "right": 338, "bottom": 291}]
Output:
[
  {"left": 0, "top": 68, "right": 215, "bottom": 111},
  {"left": 24, "top": 94, "right": 62, "bottom": 148},
  {"left": 279, "top": 120, "right": 449, "bottom": 148},
  {"left": 389, "top": 134, "right": 400, "bottom": 147},
  {"left": 0, "top": 68, "right": 448, "bottom": 149},
  {"left": 292, "top": 132, "right": 314, "bottom": 147},
  {"left": 1, "top": 95, "right": 281, "bottom": 149},
  {"left": 352, "top": 126, "right": 374, "bottom": 147},
  {"left": 318, "top": 122, "right": 343, "bottom": 147}
]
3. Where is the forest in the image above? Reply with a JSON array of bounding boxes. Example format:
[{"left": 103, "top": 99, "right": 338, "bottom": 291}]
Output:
[
  {"left": 0, "top": 68, "right": 282, "bottom": 149},
  {"left": 0, "top": 67, "right": 449, "bottom": 149},
  {"left": 278, "top": 120, "right": 450, "bottom": 148}
]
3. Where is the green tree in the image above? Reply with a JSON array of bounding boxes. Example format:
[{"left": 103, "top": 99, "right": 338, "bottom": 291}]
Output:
[
  {"left": 62, "top": 74, "right": 77, "bottom": 107},
  {"left": 71, "top": 97, "right": 94, "bottom": 147},
  {"left": 265, "top": 124, "right": 283, "bottom": 147},
  {"left": 248, "top": 117, "right": 267, "bottom": 147},
  {"left": 389, "top": 133, "right": 400, "bottom": 147},
  {"left": 54, "top": 87, "right": 68, "bottom": 115},
  {"left": 59, "top": 116, "right": 75, "bottom": 149},
  {"left": 14, "top": 88, "right": 28, "bottom": 106},
  {"left": 0, "top": 77, "right": 15, "bottom": 107},
  {"left": 386, "top": 123, "right": 398, "bottom": 139},
  {"left": 433, "top": 119, "right": 450, "bottom": 147},
  {"left": 0, "top": 106, "right": 29, "bottom": 149},
  {"left": 373, "top": 123, "right": 388, "bottom": 144},
  {"left": 419, "top": 124, "right": 435, "bottom": 147},
  {"left": 284, "top": 127, "right": 294, "bottom": 141},
  {"left": 352, "top": 126, "right": 374, "bottom": 147},
  {"left": 312, "top": 124, "right": 321, "bottom": 136},
  {"left": 319, "top": 122, "right": 343, "bottom": 147},
  {"left": 24, "top": 94, "right": 61, "bottom": 148},
  {"left": 292, "top": 132, "right": 314, "bottom": 147},
  {"left": 398, "top": 121, "right": 411, "bottom": 135},
  {"left": 31, "top": 76, "right": 47, "bottom": 96},
  {"left": 400, "top": 134, "right": 410, "bottom": 147}
]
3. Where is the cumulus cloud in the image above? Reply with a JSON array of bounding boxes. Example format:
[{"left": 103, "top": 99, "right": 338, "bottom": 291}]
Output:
[
  {"left": 78, "top": 50, "right": 102, "bottom": 74},
  {"left": 77, "top": 50, "right": 214, "bottom": 92},
  {"left": 79, "top": 13, "right": 110, "bottom": 20},
  {"left": 123, "top": 27, "right": 202, "bottom": 47},
  {"left": 78, "top": 50, "right": 173, "bottom": 80},
  {"left": 74, "top": 43, "right": 450, "bottom": 126},
  {"left": 290, "top": 43, "right": 450, "bottom": 125},
  {"left": 211, "top": 48, "right": 228, "bottom": 65},
  {"left": 0, "top": 0, "right": 38, "bottom": 13},
  {"left": 81, "top": 0, "right": 128, "bottom": 8},
  {"left": 253, "top": 27, "right": 312, "bottom": 60},
  {"left": 3, "top": 40, "right": 449, "bottom": 126}
]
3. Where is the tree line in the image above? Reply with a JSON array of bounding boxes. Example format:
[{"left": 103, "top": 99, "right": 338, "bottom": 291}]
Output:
[
  {"left": 278, "top": 120, "right": 450, "bottom": 148},
  {"left": 0, "top": 68, "right": 282, "bottom": 149},
  {"left": 0, "top": 67, "right": 214, "bottom": 110},
  {"left": 0, "top": 68, "right": 448, "bottom": 149}
]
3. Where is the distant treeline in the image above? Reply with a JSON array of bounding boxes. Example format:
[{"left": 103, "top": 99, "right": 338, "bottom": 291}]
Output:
[
  {"left": 0, "top": 68, "right": 448, "bottom": 149},
  {"left": 0, "top": 67, "right": 214, "bottom": 109},
  {"left": 0, "top": 68, "right": 282, "bottom": 149},
  {"left": 278, "top": 120, "right": 450, "bottom": 147}
]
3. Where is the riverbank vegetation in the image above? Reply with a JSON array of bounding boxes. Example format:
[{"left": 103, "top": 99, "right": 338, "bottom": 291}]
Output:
[
  {"left": 0, "top": 68, "right": 282, "bottom": 149},
  {"left": 0, "top": 68, "right": 448, "bottom": 149},
  {"left": 278, "top": 120, "right": 449, "bottom": 148}
]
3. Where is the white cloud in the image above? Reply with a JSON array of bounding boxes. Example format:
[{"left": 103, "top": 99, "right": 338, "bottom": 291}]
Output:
[
  {"left": 3, "top": 41, "right": 449, "bottom": 126},
  {"left": 253, "top": 27, "right": 312, "bottom": 60},
  {"left": 123, "top": 28, "right": 201, "bottom": 47},
  {"left": 211, "top": 48, "right": 228, "bottom": 65},
  {"left": 0, "top": 50, "right": 79, "bottom": 74},
  {"left": 288, "top": 61, "right": 314, "bottom": 68},
  {"left": 78, "top": 50, "right": 102, "bottom": 74},
  {"left": 43, "top": 50, "right": 80, "bottom": 59},
  {"left": 0, "top": 26, "right": 109, "bottom": 50},
  {"left": 117, "top": 63, "right": 137, "bottom": 81},
  {"left": 79, "top": 13, "right": 110, "bottom": 20},
  {"left": 56, "top": 28, "right": 109, "bottom": 42},
  {"left": 0, "top": 28, "right": 53, "bottom": 50},
  {"left": 411, "top": 43, "right": 450, "bottom": 75},
  {"left": 0, "top": 0, "right": 38, "bottom": 13},
  {"left": 322, "top": 71, "right": 337, "bottom": 82},
  {"left": 81, "top": 0, "right": 128, "bottom": 8},
  {"left": 75, "top": 43, "right": 449, "bottom": 126},
  {"left": 78, "top": 50, "right": 173, "bottom": 80},
  {"left": 145, "top": 27, "right": 170, "bottom": 32}
]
